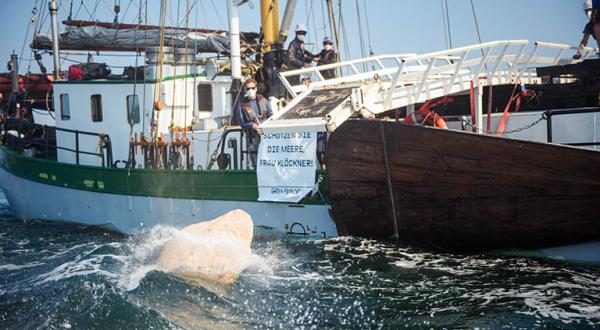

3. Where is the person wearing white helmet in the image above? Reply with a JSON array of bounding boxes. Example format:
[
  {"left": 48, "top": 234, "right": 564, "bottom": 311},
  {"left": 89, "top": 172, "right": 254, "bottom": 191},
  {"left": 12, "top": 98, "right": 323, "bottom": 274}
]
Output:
[
  {"left": 295, "top": 23, "right": 308, "bottom": 38},
  {"left": 286, "top": 23, "right": 318, "bottom": 85},
  {"left": 574, "top": 0, "right": 597, "bottom": 59},
  {"left": 573, "top": 0, "right": 600, "bottom": 60},
  {"left": 584, "top": 0, "right": 593, "bottom": 19}
]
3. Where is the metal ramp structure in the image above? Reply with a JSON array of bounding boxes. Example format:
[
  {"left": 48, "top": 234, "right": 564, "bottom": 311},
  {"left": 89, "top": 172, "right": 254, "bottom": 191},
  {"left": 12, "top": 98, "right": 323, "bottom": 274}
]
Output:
[{"left": 262, "top": 40, "right": 596, "bottom": 133}]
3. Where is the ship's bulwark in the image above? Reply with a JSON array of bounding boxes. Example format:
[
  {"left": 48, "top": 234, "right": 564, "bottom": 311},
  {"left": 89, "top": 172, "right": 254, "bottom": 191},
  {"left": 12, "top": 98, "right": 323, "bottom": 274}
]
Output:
[{"left": 326, "top": 120, "right": 600, "bottom": 252}]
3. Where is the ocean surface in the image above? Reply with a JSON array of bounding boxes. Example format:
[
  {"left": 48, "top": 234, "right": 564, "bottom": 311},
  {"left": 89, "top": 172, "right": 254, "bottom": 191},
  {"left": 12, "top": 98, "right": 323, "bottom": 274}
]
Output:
[{"left": 1, "top": 193, "right": 599, "bottom": 329}]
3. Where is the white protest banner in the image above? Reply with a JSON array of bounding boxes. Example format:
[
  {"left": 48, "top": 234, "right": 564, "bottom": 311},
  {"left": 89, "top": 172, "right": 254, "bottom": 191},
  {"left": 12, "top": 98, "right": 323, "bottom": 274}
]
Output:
[{"left": 257, "top": 131, "right": 318, "bottom": 203}]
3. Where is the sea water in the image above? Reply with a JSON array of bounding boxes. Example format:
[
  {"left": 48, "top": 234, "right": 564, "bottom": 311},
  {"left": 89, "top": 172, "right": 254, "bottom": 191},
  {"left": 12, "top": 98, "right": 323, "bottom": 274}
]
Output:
[{"left": 0, "top": 192, "right": 599, "bottom": 329}]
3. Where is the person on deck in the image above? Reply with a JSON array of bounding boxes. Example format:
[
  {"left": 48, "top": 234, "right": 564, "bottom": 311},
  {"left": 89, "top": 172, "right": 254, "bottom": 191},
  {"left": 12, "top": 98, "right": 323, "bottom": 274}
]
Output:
[
  {"left": 575, "top": 0, "right": 597, "bottom": 59},
  {"left": 236, "top": 78, "right": 273, "bottom": 169},
  {"left": 287, "top": 24, "right": 318, "bottom": 85},
  {"left": 592, "top": 0, "right": 600, "bottom": 55},
  {"left": 316, "top": 36, "right": 337, "bottom": 79}
]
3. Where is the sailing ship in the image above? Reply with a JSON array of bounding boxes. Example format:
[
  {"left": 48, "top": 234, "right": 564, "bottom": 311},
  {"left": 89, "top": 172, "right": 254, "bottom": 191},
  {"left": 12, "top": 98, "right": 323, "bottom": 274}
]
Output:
[{"left": 1, "top": 0, "right": 599, "bottom": 260}]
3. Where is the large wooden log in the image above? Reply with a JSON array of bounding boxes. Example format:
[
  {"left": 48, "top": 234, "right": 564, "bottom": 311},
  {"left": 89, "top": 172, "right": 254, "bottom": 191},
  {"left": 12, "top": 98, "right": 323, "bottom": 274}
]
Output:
[{"left": 326, "top": 120, "right": 600, "bottom": 252}]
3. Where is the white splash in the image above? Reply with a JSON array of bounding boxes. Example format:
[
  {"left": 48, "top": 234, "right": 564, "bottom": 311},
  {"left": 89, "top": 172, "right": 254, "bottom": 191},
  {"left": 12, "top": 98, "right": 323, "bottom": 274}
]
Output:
[
  {"left": 0, "top": 262, "right": 45, "bottom": 271},
  {"left": 118, "top": 211, "right": 273, "bottom": 291}
]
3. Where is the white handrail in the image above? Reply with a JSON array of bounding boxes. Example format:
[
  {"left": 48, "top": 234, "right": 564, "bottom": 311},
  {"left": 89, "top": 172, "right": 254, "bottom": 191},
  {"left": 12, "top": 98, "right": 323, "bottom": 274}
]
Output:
[
  {"left": 280, "top": 53, "right": 416, "bottom": 77},
  {"left": 277, "top": 39, "right": 589, "bottom": 116}
]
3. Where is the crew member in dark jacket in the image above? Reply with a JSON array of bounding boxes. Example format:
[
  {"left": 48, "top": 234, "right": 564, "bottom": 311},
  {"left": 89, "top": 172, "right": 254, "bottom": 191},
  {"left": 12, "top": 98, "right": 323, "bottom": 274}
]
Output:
[
  {"left": 287, "top": 24, "right": 317, "bottom": 85},
  {"left": 317, "top": 36, "right": 337, "bottom": 79},
  {"left": 575, "top": 1, "right": 597, "bottom": 59},
  {"left": 235, "top": 78, "right": 273, "bottom": 169},
  {"left": 593, "top": 0, "right": 600, "bottom": 54}
]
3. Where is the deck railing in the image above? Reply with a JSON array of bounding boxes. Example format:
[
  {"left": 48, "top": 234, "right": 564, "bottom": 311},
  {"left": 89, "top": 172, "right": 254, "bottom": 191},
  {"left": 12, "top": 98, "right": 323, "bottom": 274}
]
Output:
[
  {"left": 277, "top": 40, "right": 596, "bottom": 133},
  {"left": 280, "top": 40, "right": 595, "bottom": 100},
  {"left": 0, "top": 114, "right": 113, "bottom": 167},
  {"left": 543, "top": 107, "right": 600, "bottom": 147}
]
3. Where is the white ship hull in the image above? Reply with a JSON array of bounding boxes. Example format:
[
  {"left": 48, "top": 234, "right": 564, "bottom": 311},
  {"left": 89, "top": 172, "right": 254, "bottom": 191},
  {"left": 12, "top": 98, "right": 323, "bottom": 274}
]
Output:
[{"left": 0, "top": 167, "right": 338, "bottom": 238}]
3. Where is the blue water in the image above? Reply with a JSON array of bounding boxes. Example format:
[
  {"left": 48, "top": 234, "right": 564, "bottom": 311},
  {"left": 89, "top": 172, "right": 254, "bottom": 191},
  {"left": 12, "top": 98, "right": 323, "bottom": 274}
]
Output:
[{"left": 1, "top": 192, "right": 599, "bottom": 329}]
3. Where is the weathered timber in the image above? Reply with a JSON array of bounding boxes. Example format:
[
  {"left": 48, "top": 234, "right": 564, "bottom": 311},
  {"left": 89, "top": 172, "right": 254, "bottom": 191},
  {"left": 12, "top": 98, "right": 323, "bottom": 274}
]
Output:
[
  {"left": 536, "top": 58, "right": 600, "bottom": 80},
  {"left": 326, "top": 120, "right": 600, "bottom": 252}
]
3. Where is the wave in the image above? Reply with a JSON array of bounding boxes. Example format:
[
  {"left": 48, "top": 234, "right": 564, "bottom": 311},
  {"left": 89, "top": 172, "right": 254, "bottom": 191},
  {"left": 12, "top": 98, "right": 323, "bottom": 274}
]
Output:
[
  {"left": 0, "top": 262, "right": 45, "bottom": 271},
  {"left": 1, "top": 214, "right": 599, "bottom": 328},
  {"left": 118, "top": 225, "right": 274, "bottom": 291}
]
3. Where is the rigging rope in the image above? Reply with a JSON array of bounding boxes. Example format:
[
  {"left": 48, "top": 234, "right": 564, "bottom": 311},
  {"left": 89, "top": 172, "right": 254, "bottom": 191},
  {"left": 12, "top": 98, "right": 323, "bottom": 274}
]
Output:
[
  {"left": 304, "top": 0, "right": 311, "bottom": 48},
  {"left": 90, "top": 0, "right": 101, "bottom": 22},
  {"left": 150, "top": 0, "right": 168, "bottom": 165},
  {"left": 73, "top": 0, "right": 88, "bottom": 22},
  {"left": 169, "top": 0, "right": 181, "bottom": 139},
  {"left": 68, "top": 0, "right": 73, "bottom": 20},
  {"left": 176, "top": 1, "right": 197, "bottom": 27},
  {"left": 120, "top": 0, "right": 136, "bottom": 24},
  {"left": 355, "top": 0, "right": 366, "bottom": 67},
  {"left": 100, "top": 0, "right": 114, "bottom": 17},
  {"left": 183, "top": 0, "right": 191, "bottom": 167},
  {"left": 33, "top": 0, "right": 43, "bottom": 37},
  {"left": 320, "top": 0, "right": 329, "bottom": 38},
  {"left": 18, "top": 6, "right": 37, "bottom": 72},
  {"left": 190, "top": 0, "right": 200, "bottom": 167},
  {"left": 141, "top": 0, "right": 148, "bottom": 132},
  {"left": 468, "top": 0, "right": 487, "bottom": 71},
  {"left": 199, "top": 0, "right": 209, "bottom": 29},
  {"left": 126, "top": 0, "right": 143, "bottom": 171},
  {"left": 362, "top": 0, "right": 373, "bottom": 56},
  {"left": 209, "top": 0, "right": 227, "bottom": 30},
  {"left": 308, "top": 0, "right": 330, "bottom": 42},
  {"left": 469, "top": 0, "right": 483, "bottom": 45},
  {"left": 337, "top": 0, "right": 351, "bottom": 66},
  {"left": 440, "top": 0, "right": 449, "bottom": 49},
  {"left": 38, "top": 1, "right": 50, "bottom": 35},
  {"left": 444, "top": 0, "right": 452, "bottom": 48},
  {"left": 309, "top": 0, "right": 318, "bottom": 51}
]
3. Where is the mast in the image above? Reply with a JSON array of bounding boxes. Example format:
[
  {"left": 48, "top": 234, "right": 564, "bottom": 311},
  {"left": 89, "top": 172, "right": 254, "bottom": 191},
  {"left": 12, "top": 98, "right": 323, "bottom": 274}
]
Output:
[
  {"left": 258, "top": 0, "right": 296, "bottom": 98},
  {"left": 278, "top": 0, "right": 297, "bottom": 43},
  {"left": 261, "top": 0, "right": 280, "bottom": 53},
  {"left": 48, "top": 0, "right": 62, "bottom": 80},
  {"left": 228, "top": 0, "right": 243, "bottom": 81},
  {"left": 326, "top": 0, "right": 340, "bottom": 64},
  {"left": 10, "top": 52, "right": 18, "bottom": 94},
  {"left": 228, "top": 0, "right": 243, "bottom": 111}
]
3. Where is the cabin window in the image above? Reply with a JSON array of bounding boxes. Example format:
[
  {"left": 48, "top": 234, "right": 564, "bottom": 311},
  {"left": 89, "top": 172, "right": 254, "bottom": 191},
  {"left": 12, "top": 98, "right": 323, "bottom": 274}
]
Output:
[
  {"left": 197, "top": 84, "right": 213, "bottom": 112},
  {"left": 91, "top": 94, "right": 103, "bottom": 122},
  {"left": 126, "top": 95, "right": 140, "bottom": 124},
  {"left": 60, "top": 94, "right": 70, "bottom": 120}
]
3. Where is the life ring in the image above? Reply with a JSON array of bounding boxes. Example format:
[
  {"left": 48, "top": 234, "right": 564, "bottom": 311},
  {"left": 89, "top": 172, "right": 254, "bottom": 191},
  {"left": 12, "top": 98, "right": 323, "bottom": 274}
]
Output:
[
  {"left": 402, "top": 98, "right": 451, "bottom": 129},
  {"left": 403, "top": 108, "right": 448, "bottom": 129}
]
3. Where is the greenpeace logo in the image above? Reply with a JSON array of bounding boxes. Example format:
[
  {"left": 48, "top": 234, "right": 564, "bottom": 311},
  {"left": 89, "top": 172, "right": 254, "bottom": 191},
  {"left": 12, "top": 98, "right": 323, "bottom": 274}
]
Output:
[{"left": 270, "top": 187, "right": 302, "bottom": 195}]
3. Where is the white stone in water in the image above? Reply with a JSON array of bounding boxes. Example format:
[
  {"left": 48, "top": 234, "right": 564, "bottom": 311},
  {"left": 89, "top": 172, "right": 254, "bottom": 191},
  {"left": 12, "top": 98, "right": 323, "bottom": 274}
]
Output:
[{"left": 156, "top": 209, "right": 254, "bottom": 284}]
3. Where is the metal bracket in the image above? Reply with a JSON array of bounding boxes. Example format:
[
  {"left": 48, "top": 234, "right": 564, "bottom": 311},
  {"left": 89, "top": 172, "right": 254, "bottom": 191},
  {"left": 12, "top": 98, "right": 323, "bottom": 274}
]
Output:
[{"left": 351, "top": 88, "right": 364, "bottom": 112}]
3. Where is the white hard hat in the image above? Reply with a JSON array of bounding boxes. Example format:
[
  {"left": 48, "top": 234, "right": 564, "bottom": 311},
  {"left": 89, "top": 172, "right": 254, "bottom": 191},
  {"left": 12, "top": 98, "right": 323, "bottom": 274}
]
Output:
[
  {"left": 295, "top": 23, "right": 307, "bottom": 33},
  {"left": 584, "top": 0, "right": 593, "bottom": 11}
]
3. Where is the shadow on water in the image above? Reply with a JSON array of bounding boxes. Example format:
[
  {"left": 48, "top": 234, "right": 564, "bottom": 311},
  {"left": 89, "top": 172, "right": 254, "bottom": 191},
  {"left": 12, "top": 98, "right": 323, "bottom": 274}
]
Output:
[{"left": 0, "top": 193, "right": 599, "bottom": 329}]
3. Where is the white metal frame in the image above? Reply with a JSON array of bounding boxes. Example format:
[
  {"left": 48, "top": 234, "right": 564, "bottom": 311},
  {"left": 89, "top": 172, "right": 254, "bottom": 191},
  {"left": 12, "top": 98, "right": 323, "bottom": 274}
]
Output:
[{"left": 276, "top": 40, "right": 596, "bottom": 132}]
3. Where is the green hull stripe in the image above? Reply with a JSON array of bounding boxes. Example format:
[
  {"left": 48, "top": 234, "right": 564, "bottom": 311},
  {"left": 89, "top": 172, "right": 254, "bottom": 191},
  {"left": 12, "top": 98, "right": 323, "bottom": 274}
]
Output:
[{"left": 0, "top": 145, "right": 329, "bottom": 205}]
